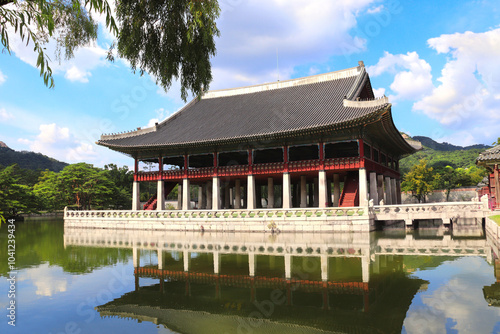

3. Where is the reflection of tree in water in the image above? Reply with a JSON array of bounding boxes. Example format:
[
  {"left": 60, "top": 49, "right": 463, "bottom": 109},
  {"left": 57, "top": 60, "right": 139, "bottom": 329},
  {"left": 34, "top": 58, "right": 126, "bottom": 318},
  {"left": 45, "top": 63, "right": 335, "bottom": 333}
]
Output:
[{"left": 0, "top": 220, "right": 131, "bottom": 277}]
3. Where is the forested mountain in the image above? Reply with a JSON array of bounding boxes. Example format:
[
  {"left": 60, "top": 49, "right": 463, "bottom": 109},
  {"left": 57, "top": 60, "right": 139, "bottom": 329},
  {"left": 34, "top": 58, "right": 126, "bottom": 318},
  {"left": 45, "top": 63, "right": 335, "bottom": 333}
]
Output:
[
  {"left": 399, "top": 137, "right": 490, "bottom": 175},
  {"left": 412, "top": 136, "right": 490, "bottom": 152},
  {"left": 0, "top": 141, "right": 68, "bottom": 172}
]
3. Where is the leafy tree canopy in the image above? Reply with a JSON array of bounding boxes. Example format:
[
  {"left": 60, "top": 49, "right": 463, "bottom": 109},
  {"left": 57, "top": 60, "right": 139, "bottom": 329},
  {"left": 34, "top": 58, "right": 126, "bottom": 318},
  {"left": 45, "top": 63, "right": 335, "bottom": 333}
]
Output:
[
  {"left": 401, "top": 159, "right": 437, "bottom": 203},
  {"left": 1, "top": 0, "right": 220, "bottom": 100}
]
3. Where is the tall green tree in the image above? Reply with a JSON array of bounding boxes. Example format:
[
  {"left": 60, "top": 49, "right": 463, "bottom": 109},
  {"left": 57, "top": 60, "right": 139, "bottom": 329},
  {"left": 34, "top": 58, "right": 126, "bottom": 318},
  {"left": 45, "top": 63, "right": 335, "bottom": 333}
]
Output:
[
  {"left": 103, "top": 163, "right": 133, "bottom": 209},
  {"left": 34, "top": 163, "right": 116, "bottom": 210},
  {"left": 401, "top": 159, "right": 437, "bottom": 203},
  {"left": 1, "top": 0, "right": 220, "bottom": 99},
  {"left": 0, "top": 164, "right": 37, "bottom": 216}
]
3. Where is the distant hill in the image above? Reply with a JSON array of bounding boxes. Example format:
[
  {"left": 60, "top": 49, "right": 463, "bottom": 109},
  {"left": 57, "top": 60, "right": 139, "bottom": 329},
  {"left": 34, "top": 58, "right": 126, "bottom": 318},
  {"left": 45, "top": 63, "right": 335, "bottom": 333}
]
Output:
[
  {"left": 412, "top": 136, "right": 490, "bottom": 151},
  {"left": 400, "top": 136, "right": 491, "bottom": 175},
  {"left": 0, "top": 141, "right": 68, "bottom": 172}
]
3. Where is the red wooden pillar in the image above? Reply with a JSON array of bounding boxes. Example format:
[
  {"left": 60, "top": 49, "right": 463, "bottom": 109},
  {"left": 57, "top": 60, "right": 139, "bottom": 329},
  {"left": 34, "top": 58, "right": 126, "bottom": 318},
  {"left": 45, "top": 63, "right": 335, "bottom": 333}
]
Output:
[
  {"left": 319, "top": 142, "right": 325, "bottom": 170},
  {"left": 134, "top": 158, "right": 139, "bottom": 181},
  {"left": 184, "top": 155, "right": 189, "bottom": 178},
  {"left": 495, "top": 164, "right": 499, "bottom": 199},
  {"left": 248, "top": 149, "right": 253, "bottom": 174},
  {"left": 213, "top": 152, "right": 218, "bottom": 176},
  {"left": 359, "top": 139, "right": 365, "bottom": 168},
  {"left": 358, "top": 139, "right": 364, "bottom": 157},
  {"left": 158, "top": 156, "right": 163, "bottom": 178},
  {"left": 283, "top": 145, "right": 289, "bottom": 172}
]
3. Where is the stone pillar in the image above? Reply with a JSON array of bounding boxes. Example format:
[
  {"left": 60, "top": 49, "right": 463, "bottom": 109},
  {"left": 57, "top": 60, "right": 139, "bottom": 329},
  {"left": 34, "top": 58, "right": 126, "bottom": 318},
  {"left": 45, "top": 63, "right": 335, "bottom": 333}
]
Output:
[
  {"left": 300, "top": 176, "right": 307, "bottom": 208},
  {"left": 283, "top": 173, "right": 291, "bottom": 209},
  {"left": 197, "top": 185, "right": 203, "bottom": 209},
  {"left": 377, "top": 175, "right": 384, "bottom": 205},
  {"left": 206, "top": 180, "right": 212, "bottom": 209},
  {"left": 321, "top": 254, "right": 328, "bottom": 281},
  {"left": 157, "top": 249, "right": 163, "bottom": 270},
  {"left": 369, "top": 172, "right": 378, "bottom": 206},
  {"left": 235, "top": 179, "right": 241, "bottom": 209},
  {"left": 359, "top": 168, "right": 368, "bottom": 207},
  {"left": 333, "top": 174, "right": 340, "bottom": 207},
  {"left": 362, "top": 255, "right": 370, "bottom": 283},
  {"left": 212, "top": 177, "right": 220, "bottom": 210},
  {"left": 177, "top": 184, "right": 182, "bottom": 209},
  {"left": 285, "top": 254, "right": 292, "bottom": 280},
  {"left": 255, "top": 183, "right": 262, "bottom": 208},
  {"left": 182, "top": 178, "right": 190, "bottom": 210},
  {"left": 132, "top": 181, "right": 141, "bottom": 210},
  {"left": 313, "top": 178, "right": 319, "bottom": 207},
  {"left": 385, "top": 176, "right": 392, "bottom": 205},
  {"left": 396, "top": 180, "right": 402, "bottom": 204},
  {"left": 213, "top": 252, "right": 220, "bottom": 274},
  {"left": 308, "top": 182, "right": 314, "bottom": 207},
  {"left": 391, "top": 178, "right": 398, "bottom": 205},
  {"left": 183, "top": 250, "right": 190, "bottom": 272},
  {"left": 327, "top": 178, "right": 332, "bottom": 206},
  {"left": 267, "top": 178, "right": 274, "bottom": 208},
  {"left": 132, "top": 247, "right": 140, "bottom": 268},
  {"left": 249, "top": 253, "right": 255, "bottom": 277},
  {"left": 157, "top": 180, "right": 165, "bottom": 210},
  {"left": 318, "top": 170, "right": 328, "bottom": 208},
  {"left": 224, "top": 185, "right": 230, "bottom": 209},
  {"left": 247, "top": 174, "right": 256, "bottom": 209}
]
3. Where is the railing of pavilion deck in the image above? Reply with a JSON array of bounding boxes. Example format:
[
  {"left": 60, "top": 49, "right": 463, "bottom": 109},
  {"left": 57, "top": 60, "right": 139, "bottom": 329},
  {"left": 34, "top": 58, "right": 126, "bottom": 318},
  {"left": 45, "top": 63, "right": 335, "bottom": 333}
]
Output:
[
  {"left": 371, "top": 201, "right": 489, "bottom": 217},
  {"left": 64, "top": 207, "right": 368, "bottom": 220}
]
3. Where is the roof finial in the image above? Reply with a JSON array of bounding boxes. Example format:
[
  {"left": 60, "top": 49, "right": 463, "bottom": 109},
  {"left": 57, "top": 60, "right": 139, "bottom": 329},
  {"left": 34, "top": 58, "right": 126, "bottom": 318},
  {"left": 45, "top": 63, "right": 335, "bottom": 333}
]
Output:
[{"left": 358, "top": 60, "right": 364, "bottom": 68}]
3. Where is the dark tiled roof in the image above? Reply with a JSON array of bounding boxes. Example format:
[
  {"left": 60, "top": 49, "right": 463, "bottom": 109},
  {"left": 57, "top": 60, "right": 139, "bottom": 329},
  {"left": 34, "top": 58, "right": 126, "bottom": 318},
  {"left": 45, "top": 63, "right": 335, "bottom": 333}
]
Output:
[
  {"left": 477, "top": 145, "right": 500, "bottom": 162},
  {"left": 98, "top": 65, "right": 412, "bottom": 155}
]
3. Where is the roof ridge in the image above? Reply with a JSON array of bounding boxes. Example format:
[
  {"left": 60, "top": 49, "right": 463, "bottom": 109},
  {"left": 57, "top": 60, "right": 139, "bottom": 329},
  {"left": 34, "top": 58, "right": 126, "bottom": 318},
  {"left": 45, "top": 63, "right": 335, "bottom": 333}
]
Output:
[{"left": 202, "top": 65, "right": 363, "bottom": 100}]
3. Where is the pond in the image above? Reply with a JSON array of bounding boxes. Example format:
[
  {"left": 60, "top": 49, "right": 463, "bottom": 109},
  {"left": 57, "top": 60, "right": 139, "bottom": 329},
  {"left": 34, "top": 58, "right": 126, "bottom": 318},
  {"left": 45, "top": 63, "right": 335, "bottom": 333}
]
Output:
[{"left": 1, "top": 219, "right": 499, "bottom": 334}]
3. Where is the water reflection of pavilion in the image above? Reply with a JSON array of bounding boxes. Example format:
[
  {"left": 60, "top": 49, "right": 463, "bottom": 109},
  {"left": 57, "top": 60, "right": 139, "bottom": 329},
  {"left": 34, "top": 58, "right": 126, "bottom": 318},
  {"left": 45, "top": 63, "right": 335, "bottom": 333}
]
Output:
[{"left": 64, "top": 226, "right": 498, "bottom": 333}]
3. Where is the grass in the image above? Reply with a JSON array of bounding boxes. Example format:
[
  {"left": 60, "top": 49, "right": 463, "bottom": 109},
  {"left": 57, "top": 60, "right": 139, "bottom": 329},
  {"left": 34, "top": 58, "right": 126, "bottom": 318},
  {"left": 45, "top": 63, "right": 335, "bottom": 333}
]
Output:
[{"left": 490, "top": 215, "right": 500, "bottom": 226}]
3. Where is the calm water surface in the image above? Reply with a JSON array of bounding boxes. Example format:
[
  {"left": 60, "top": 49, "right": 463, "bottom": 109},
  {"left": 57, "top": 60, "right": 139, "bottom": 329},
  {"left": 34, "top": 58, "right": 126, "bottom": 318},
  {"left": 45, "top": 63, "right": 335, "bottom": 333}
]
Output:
[{"left": 1, "top": 219, "right": 499, "bottom": 334}]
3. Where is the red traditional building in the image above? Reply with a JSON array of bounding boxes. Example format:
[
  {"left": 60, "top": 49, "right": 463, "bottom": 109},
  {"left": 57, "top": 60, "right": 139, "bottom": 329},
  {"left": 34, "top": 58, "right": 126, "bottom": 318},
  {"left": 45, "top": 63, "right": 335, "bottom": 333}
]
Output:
[
  {"left": 98, "top": 62, "right": 420, "bottom": 211},
  {"left": 477, "top": 145, "right": 500, "bottom": 210}
]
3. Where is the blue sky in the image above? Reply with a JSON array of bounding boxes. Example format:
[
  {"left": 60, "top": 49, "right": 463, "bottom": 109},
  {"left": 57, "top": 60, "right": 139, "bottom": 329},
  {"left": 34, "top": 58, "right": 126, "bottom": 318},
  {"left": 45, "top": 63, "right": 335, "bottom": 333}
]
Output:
[{"left": 1, "top": 0, "right": 500, "bottom": 168}]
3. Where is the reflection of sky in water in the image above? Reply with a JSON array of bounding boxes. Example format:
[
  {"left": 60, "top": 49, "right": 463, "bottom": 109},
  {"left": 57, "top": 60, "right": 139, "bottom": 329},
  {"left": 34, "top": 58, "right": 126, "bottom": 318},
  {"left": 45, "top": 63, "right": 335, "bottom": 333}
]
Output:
[
  {"left": 19, "top": 262, "right": 69, "bottom": 296},
  {"left": 0, "top": 259, "right": 164, "bottom": 334},
  {"left": 403, "top": 257, "right": 500, "bottom": 334}
]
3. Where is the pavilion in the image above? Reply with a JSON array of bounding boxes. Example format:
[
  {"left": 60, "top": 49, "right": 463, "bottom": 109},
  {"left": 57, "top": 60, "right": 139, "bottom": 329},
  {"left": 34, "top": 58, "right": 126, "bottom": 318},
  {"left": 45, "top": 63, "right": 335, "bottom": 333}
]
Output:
[
  {"left": 476, "top": 145, "right": 500, "bottom": 210},
  {"left": 98, "top": 61, "right": 420, "bottom": 211}
]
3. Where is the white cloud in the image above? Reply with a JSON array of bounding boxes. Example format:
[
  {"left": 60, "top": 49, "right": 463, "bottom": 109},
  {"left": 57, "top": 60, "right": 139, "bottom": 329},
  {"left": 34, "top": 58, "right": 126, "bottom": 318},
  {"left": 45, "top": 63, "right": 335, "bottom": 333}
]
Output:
[
  {"left": 21, "top": 123, "right": 97, "bottom": 163},
  {"left": 6, "top": 20, "right": 108, "bottom": 84},
  {"left": 0, "top": 70, "right": 6, "bottom": 84},
  {"left": 373, "top": 87, "right": 386, "bottom": 98},
  {"left": 0, "top": 107, "right": 14, "bottom": 121},
  {"left": 64, "top": 65, "right": 91, "bottom": 83},
  {"left": 368, "top": 51, "right": 434, "bottom": 101},
  {"left": 413, "top": 28, "right": 500, "bottom": 144},
  {"left": 211, "top": 0, "right": 378, "bottom": 89}
]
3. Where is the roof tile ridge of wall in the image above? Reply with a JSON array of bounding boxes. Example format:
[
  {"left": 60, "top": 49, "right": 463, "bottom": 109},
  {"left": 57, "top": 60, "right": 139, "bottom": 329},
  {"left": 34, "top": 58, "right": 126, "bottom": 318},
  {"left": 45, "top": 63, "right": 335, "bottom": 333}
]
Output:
[{"left": 201, "top": 66, "right": 362, "bottom": 100}]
